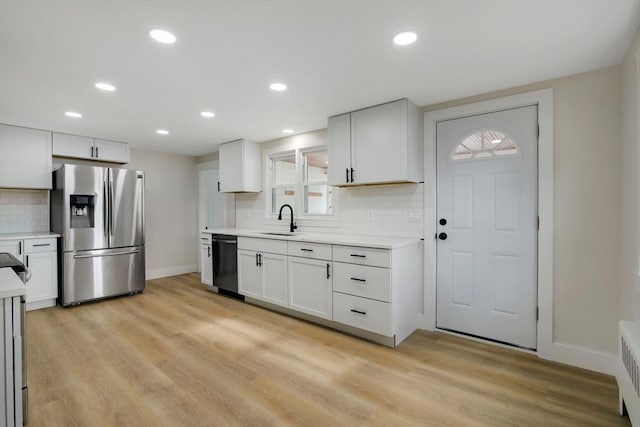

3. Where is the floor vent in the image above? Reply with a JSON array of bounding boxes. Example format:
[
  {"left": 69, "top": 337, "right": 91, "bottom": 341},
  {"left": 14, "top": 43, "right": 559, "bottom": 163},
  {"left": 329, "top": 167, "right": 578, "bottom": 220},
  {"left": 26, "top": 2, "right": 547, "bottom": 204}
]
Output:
[{"left": 618, "top": 321, "right": 640, "bottom": 425}]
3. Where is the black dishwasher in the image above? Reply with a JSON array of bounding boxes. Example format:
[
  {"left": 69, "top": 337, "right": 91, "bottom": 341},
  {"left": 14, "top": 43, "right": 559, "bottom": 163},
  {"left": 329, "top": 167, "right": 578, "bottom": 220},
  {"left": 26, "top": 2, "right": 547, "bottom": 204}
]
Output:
[{"left": 211, "top": 234, "right": 239, "bottom": 295}]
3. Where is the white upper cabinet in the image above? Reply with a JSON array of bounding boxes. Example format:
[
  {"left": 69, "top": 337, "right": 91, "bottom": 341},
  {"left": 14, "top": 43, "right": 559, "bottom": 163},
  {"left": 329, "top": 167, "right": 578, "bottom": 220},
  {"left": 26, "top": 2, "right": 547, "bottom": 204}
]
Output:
[
  {"left": 53, "top": 133, "right": 130, "bottom": 164},
  {"left": 93, "top": 139, "right": 130, "bottom": 163},
  {"left": 327, "top": 98, "right": 422, "bottom": 186},
  {"left": 0, "top": 124, "right": 52, "bottom": 189},
  {"left": 52, "top": 133, "right": 94, "bottom": 159},
  {"left": 219, "top": 139, "right": 261, "bottom": 192}
]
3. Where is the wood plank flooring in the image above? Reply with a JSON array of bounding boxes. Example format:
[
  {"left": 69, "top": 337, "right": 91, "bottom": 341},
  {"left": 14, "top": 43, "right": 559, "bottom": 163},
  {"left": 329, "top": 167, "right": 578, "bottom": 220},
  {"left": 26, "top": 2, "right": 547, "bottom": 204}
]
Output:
[{"left": 26, "top": 273, "right": 629, "bottom": 426}]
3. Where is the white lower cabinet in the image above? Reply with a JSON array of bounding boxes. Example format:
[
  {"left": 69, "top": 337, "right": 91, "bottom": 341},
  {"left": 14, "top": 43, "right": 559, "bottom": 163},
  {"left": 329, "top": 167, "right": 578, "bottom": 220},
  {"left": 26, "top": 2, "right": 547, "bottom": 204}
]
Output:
[
  {"left": 200, "top": 234, "right": 212, "bottom": 286},
  {"left": 237, "top": 236, "right": 421, "bottom": 347},
  {"left": 288, "top": 257, "right": 332, "bottom": 319},
  {"left": 237, "top": 243, "right": 288, "bottom": 308},
  {"left": 1, "top": 238, "right": 58, "bottom": 310},
  {"left": 1, "top": 295, "right": 22, "bottom": 427}
]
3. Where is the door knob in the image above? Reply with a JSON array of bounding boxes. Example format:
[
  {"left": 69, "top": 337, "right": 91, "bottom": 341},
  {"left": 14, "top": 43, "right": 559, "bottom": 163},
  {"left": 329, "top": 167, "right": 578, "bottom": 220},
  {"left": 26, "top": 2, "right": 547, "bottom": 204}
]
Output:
[
  {"left": 439, "top": 218, "right": 447, "bottom": 226},
  {"left": 438, "top": 232, "right": 448, "bottom": 240}
]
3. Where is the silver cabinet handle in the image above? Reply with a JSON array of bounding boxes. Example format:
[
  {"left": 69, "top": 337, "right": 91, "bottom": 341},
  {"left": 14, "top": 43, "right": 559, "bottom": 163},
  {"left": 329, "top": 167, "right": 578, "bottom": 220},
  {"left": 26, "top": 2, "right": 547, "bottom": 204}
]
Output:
[
  {"left": 74, "top": 250, "right": 140, "bottom": 259},
  {"left": 32, "top": 243, "right": 50, "bottom": 247}
]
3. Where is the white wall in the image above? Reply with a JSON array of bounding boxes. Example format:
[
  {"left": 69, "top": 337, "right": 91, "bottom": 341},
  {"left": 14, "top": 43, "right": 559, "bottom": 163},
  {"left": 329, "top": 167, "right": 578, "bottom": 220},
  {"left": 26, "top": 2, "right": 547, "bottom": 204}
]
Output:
[
  {"left": 0, "top": 189, "right": 49, "bottom": 233},
  {"left": 234, "top": 129, "right": 424, "bottom": 239},
  {"left": 424, "top": 66, "right": 622, "bottom": 355},
  {"left": 127, "top": 148, "right": 198, "bottom": 279},
  {"left": 620, "top": 28, "right": 640, "bottom": 324}
]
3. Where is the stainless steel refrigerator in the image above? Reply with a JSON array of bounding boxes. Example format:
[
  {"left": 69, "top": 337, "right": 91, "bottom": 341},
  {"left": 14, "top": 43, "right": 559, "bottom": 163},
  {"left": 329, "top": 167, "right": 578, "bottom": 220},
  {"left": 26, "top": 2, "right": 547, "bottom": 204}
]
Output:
[{"left": 51, "top": 164, "right": 145, "bottom": 306}]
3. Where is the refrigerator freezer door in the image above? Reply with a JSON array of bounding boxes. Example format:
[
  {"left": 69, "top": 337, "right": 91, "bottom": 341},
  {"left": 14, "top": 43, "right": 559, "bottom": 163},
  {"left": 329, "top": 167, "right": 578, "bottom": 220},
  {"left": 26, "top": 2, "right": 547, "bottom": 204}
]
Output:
[
  {"left": 54, "top": 165, "right": 109, "bottom": 252},
  {"left": 109, "top": 168, "right": 144, "bottom": 249},
  {"left": 61, "top": 246, "right": 145, "bottom": 306}
]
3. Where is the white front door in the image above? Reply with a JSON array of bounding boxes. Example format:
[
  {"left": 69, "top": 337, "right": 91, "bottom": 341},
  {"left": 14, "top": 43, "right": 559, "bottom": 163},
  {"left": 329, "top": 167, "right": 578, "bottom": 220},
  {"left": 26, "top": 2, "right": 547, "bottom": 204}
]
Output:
[{"left": 436, "top": 105, "right": 538, "bottom": 349}]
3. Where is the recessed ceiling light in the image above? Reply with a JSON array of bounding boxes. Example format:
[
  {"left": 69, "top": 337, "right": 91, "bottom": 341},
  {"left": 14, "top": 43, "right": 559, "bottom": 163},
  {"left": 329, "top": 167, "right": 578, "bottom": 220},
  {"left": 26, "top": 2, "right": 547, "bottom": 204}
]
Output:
[
  {"left": 282, "top": 129, "right": 294, "bottom": 134},
  {"left": 491, "top": 139, "right": 502, "bottom": 144},
  {"left": 270, "top": 82, "right": 287, "bottom": 91},
  {"left": 95, "top": 82, "right": 116, "bottom": 92},
  {"left": 200, "top": 111, "right": 215, "bottom": 118},
  {"left": 149, "top": 29, "right": 176, "bottom": 44},
  {"left": 156, "top": 129, "right": 169, "bottom": 135},
  {"left": 65, "top": 111, "right": 82, "bottom": 118},
  {"left": 393, "top": 31, "right": 418, "bottom": 46}
]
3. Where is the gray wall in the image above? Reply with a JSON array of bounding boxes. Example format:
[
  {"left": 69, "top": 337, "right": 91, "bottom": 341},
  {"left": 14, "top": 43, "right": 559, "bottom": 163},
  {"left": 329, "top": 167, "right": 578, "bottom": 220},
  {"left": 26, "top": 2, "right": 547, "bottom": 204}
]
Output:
[{"left": 127, "top": 148, "right": 198, "bottom": 279}]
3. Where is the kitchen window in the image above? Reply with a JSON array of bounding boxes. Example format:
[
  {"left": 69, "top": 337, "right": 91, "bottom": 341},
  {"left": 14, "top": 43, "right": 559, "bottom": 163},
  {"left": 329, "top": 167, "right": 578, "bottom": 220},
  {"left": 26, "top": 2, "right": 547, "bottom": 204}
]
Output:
[{"left": 269, "top": 148, "right": 333, "bottom": 217}]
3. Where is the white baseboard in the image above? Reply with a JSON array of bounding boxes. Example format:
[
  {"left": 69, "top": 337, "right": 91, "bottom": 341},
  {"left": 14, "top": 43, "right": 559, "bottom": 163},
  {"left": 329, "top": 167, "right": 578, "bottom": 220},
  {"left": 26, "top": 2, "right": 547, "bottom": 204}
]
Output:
[
  {"left": 146, "top": 264, "right": 197, "bottom": 280},
  {"left": 539, "top": 342, "right": 616, "bottom": 376},
  {"left": 26, "top": 298, "right": 56, "bottom": 311}
]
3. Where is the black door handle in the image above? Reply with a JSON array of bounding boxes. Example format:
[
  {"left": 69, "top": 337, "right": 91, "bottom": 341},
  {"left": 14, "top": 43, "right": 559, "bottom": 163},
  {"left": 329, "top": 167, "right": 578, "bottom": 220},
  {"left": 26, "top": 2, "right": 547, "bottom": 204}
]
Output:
[
  {"left": 217, "top": 181, "right": 221, "bottom": 192},
  {"left": 439, "top": 218, "right": 447, "bottom": 226},
  {"left": 326, "top": 263, "right": 331, "bottom": 279},
  {"left": 350, "top": 168, "right": 354, "bottom": 183},
  {"left": 438, "top": 232, "right": 448, "bottom": 240},
  {"left": 346, "top": 168, "right": 349, "bottom": 183}
]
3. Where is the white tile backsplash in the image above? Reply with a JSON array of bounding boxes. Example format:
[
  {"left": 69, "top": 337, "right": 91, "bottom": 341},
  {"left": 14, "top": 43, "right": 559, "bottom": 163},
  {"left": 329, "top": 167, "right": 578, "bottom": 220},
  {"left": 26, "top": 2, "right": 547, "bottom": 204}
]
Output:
[
  {"left": 0, "top": 189, "right": 49, "bottom": 233},
  {"left": 235, "top": 183, "right": 423, "bottom": 239}
]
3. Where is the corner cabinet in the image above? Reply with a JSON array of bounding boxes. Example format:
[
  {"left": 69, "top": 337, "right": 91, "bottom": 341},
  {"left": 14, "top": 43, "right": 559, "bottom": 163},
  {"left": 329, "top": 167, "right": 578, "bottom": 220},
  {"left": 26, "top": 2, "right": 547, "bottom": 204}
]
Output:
[
  {"left": 52, "top": 133, "right": 130, "bottom": 164},
  {"left": 218, "top": 139, "right": 261, "bottom": 193},
  {"left": 327, "top": 98, "right": 422, "bottom": 186},
  {"left": 0, "top": 124, "right": 52, "bottom": 189},
  {"left": 1, "top": 237, "right": 58, "bottom": 310}
]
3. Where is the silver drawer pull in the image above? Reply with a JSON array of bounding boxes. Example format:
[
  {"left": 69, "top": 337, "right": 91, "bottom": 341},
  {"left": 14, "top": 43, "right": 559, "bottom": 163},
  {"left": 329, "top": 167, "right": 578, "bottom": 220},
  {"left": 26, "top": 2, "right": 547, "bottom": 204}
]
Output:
[
  {"left": 350, "top": 277, "right": 366, "bottom": 283},
  {"left": 74, "top": 250, "right": 140, "bottom": 259},
  {"left": 32, "top": 243, "right": 51, "bottom": 247},
  {"left": 350, "top": 254, "right": 366, "bottom": 258},
  {"left": 300, "top": 248, "right": 313, "bottom": 252},
  {"left": 350, "top": 308, "right": 367, "bottom": 315}
]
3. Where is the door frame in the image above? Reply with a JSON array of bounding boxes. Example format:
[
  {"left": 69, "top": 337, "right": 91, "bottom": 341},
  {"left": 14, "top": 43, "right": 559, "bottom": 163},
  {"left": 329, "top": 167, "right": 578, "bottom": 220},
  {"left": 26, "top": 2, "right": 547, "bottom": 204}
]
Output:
[{"left": 424, "top": 89, "right": 557, "bottom": 362}]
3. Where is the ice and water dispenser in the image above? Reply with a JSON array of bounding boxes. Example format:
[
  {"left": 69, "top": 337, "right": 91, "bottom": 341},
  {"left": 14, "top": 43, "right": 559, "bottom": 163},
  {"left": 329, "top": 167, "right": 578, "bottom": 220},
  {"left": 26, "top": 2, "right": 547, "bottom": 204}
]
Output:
[{"left": 70, "top": 195, "right": 95, "bottom": 228}]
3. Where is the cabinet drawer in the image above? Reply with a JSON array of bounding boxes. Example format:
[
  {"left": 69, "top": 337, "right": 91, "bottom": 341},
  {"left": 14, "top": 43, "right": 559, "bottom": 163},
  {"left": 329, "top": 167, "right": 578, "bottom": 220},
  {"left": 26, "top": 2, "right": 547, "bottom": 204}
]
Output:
[
  {"left": 200, "top": 233, "right": 212, "bottom": 245},
  {"left": 24, "top": 238, "right": 57, "bottom": 253},
  {"left": 333, "top": 245, "right": 390, "bottom": 268},
  {"left": 333, "top": 292, "right": 392, "bottom": 336},
  {"left": 333, "top": 263, "right": 391, "bottom": 302},
  {"left": 287, "top": 241, "right": 332, "bottom": 260},
  {"left": 238, "top": 237, "right": 287, "bottom": 255}
]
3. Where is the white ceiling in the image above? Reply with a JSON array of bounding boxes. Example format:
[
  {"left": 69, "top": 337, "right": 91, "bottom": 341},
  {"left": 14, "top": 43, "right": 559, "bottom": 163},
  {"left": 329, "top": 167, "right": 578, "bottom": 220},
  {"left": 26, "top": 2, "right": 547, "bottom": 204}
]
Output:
[{"left": 1, "top": 0, "right": 638, "bottom": 156}]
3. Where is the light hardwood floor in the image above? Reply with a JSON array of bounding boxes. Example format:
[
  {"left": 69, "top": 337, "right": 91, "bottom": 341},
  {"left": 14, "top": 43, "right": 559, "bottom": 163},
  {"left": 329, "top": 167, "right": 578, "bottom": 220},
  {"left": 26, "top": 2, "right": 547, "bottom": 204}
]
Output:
[{"left": 26, "top": 273, "right": 628, "bottom": 426}]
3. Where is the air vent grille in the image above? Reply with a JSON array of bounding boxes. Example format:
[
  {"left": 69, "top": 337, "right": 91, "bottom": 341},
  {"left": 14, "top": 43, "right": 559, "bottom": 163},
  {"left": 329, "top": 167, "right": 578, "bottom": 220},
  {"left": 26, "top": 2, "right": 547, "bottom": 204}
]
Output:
[{"left": 622, "top": 335, "right": 640, "bottom": 398}]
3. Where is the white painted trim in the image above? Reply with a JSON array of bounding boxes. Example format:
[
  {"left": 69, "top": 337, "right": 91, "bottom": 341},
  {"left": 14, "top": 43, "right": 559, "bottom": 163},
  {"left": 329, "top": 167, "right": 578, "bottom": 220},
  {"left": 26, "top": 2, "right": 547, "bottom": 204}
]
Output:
[
  {"left": 146, "top": 264, "right": 197, "bottom": 280},
  {"left": 26, "top": 298, "right": 56, "bottom": 311},
  {"left": 422, "top": 89, "right": 612, "bottom": 375}
]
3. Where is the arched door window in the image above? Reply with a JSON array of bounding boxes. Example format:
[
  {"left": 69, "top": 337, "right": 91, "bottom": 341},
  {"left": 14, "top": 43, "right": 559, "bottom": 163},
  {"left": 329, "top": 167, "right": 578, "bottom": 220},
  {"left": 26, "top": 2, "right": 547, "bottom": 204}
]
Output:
[{"left": 451, "top": 129, "right": 519, "bottom": 161}]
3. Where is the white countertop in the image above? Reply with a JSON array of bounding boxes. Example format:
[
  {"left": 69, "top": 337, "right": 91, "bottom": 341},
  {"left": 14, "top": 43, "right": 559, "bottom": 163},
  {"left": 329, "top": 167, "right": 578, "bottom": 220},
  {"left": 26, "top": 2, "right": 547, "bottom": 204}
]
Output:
[
  {"left": 0, "top": 231, "right": 60, "bottom": 241},
  {"left": 0, "top": 268, "right": 26, "bottom": 298},
  {"left": 200, "top": 228, "right": 422, "bottom": 249}
]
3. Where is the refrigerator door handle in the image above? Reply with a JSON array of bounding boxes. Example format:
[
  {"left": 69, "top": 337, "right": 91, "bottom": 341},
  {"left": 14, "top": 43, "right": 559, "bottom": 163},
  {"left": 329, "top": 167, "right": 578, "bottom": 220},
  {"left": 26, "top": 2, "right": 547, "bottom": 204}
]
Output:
[
  {"left": 73, "top": 249, "right": 141, "bottom": 259},
  {"left": 109, "top": 173, "right": 114, "bottom": 239},
  {"left": 103, "top": 180, "right": 109, "bottom": 239}
]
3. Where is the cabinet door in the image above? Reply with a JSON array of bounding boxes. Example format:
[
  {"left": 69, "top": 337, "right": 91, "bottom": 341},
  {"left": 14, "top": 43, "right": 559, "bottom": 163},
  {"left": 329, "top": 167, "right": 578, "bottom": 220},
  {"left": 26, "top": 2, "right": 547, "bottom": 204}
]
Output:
[
  {"left": 350, "top": 99, "right": 408, "bottom": 184},
  {"left": 94, "top": 139, "right": 130, "bottom": 163},
  {"left": 327, "top": 113, "right": 352, "bottom": 186},
  {"left": 0, "top": 124, "right": 52, "bottom": 189},
  {"left": 200, "top": 245, "right": 212, "bottom": 286},
  {"left": 25, "top": 251, "right": 57, "bottom": 303},
  {"left": 219, "top": 140, "right": 244, "bottom": 192},
  {"left": 52, "top": 132, "right": 94, "bottom": 159},
  {"left": 238, "top": 250, "right": 261, "bottom": 299},
  {"left": 288, "top": 257, "right": 332, "bottom": 319},
  {"left": 261, "top": 252, "right": 288, "bottom": 308},
  {"left": 0, "top": 240, "right": 22, "bottom": 262}
]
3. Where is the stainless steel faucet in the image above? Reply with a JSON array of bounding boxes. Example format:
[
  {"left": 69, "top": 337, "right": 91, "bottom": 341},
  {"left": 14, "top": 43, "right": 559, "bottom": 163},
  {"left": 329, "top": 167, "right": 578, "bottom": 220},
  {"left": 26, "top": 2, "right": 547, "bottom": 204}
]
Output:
[{"left": 278, "top": 204, "right": 297, "bottom": 233}]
